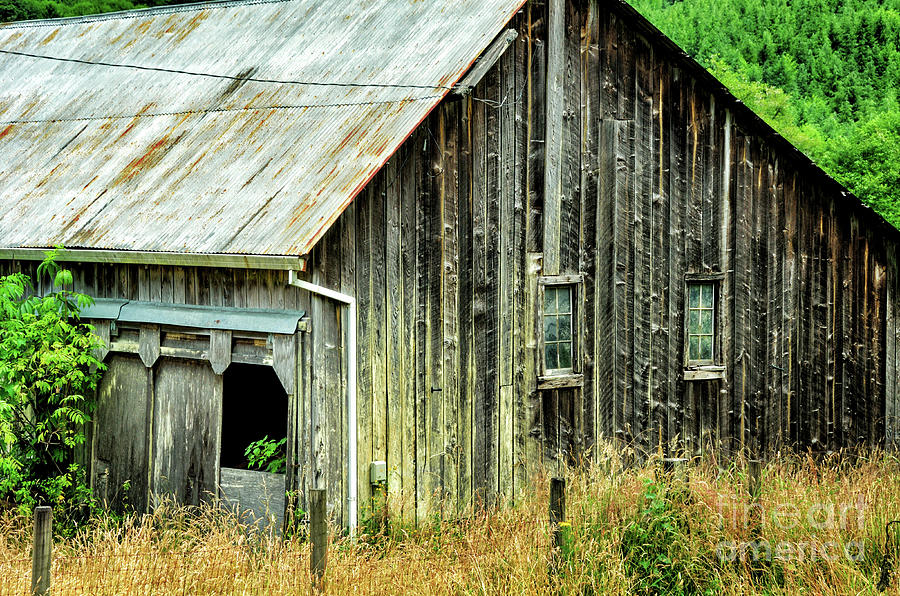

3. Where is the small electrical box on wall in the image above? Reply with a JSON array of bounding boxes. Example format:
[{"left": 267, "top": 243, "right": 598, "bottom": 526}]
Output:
[{"left": 370, "top": 460, "right": 387, "bottom": 485}]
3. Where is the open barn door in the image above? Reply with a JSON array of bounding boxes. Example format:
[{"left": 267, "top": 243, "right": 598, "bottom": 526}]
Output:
[
  {"left": 83, "top": 300, "right": 305, "bottom": 521},
  {"left": 218, "top": 362, "right": 290, "bottom": 529}
]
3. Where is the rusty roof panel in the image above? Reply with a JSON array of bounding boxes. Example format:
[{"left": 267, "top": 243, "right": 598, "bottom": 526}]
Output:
[{"left": 0, "top": 0, "right": 525, "bottom": 256}]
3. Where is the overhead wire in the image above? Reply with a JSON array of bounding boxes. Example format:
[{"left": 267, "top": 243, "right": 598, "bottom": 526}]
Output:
[{"left": 0, "top": 48, "right": 454, "bottom": 91}]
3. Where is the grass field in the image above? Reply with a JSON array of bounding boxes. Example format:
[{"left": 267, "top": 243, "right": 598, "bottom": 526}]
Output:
[{"left": 1, "top": 446, "right": 899, "bottom": 595}]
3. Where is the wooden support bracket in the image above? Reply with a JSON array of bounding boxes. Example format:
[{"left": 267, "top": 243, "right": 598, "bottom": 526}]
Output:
[
  {"left": 452, "top": 29, "right": 518, "bottom": 97},
  {"left": 93, "top": 320, "right": 111, "bottom": 361},
  {"left": 209, "top": 330, "right": 232, "bottom": 374},
  {"left": 138, "top": 324, "right": 160, "bottom": 368},
  {"left": 272, "top": 333, "right": 297, "bottom": 394}
]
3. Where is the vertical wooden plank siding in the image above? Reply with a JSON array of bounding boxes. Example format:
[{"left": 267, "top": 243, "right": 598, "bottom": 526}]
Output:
[
  {"left": 93, "top": 356, "right": 152, "bottom": 512},
  {"left": 471, "top": 77, "right": 488, "bottom": 503},
  {"left": 370, "top": 162, "right": 388, "bottom": 504},
  {"left": 766, "top": 159, "right": 783, "bottom": 451},
  {"left": 597, "top": 118, "right": 619, "bottom": 446},
  {"left": 615, "top": 16, "right": 635, "bottom": 449},
  {"left": 355, "top": 179, "right": 374, "bottom": 517},
  {"left": 512, "top": 16, "right": 530, "bottom": 501},
  {"left": 665, "top": 68, "right": 684, "bottom": 454},
  {"left": 651, "top": 43, "right": 670, "bottom": 455},
  {"left": 457, "top": 107, "right": 475, "bottom": 511},
  {"left": 888, "top": 248, "right": 899, "bottom": 449},
  {"left": 499, "top": 34, "right": 517, "bottom": 501},
  {"left": 887, "top": 247, "right": 897, "bottom": 449},
  {"left": 542, "top": 0, "right": 565, "bottom": 276},
  {"left": 441, "top": 101, "right": 461, "bottom": 514},
  {"left": 632, "top": 36, "right": 652, "bottom": 455},
  {"left": 426, "top": 111, "right": 445, "bottom": 515},
  {"left": 319, "top": 224, "right": 346, "bottom": 525},
  {"left": 340, "top": 200, "right": 357, "bottom": 520},
  {"left": 580, "top": 0, "right": 601, "bottom": 460},
  {"left": 414, "top": 126, "right": 431, "bottom": 524},
  {"left": 512, "top": 11, "right": 530, "bottom": 497},
  {"left": 400, "top": 139, "right": 419, "bottom": 523},
  {"left": 458, "top": 92, "right": 478, "bottom": 503},
  {"left": 527, "top": 1, "right": 547, "bottom": 254},
  {"left": 386, "top": 155, "right": 404, "bottom": 508}
]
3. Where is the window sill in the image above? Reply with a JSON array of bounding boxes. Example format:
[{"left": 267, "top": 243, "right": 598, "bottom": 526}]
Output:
[
  {"left": 683, "top": 366, "right": 725, "bottom": 382},
  {"left": 538, "top": 373, "right": 584, "bottom": 390}
]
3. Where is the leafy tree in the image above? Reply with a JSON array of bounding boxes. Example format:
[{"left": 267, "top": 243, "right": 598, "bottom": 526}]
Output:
[
  {"left": 630, "top": 0, "right": 900, "bottom": 229},
  {"left": 1, "top": 0, "right": 201, "bottom": 21},
  {"left": 823, "top": 109, "right": 900, "bottom": 226},
  {"left": 0, "top": 249, "right": 106, "bottom": 520}
]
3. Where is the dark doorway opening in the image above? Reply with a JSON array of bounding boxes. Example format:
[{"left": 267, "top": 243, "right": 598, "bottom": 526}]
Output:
[{"left": 220, "top": 363, "right": 288, "bottom": 469}]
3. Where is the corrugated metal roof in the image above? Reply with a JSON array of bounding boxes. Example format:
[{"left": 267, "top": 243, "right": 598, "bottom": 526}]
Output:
[{"left": 0, "top": 0, "right": 525, "bottom": 257}]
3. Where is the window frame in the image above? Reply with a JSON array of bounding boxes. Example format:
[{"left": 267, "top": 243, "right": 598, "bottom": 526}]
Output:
[
  {"left": 537, "top": 274, "right": 584, "bottom": 390},
  {"left": 683, "top": 273, "right": 726, "bottom": 379}
]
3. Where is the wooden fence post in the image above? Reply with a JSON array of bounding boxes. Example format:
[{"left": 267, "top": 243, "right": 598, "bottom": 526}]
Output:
[
  {"left": 748, "top": 459, "right": 763, "bottom": 500},
  {"left": 549, "top": 477, "right": 566, "bottom": 556},
  {"left": 31, "top": 506, "right": 51, "bottom": 596},
  {"left": 747, "top": 459, "right": 764, "bottom": 544},
  {"left": 661, "top": 457, "right": 689, "bottom": 481},
  {"left": 309, "top": 489, "right": 327, "bottom": 593}
]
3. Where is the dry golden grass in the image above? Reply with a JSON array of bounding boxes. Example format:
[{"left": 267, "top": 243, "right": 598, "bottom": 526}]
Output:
[{"left": 1, "top": 445, "right": 899, "bottom": 595}]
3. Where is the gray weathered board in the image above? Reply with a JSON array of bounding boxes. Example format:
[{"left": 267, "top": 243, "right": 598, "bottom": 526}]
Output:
[{"left": 219, "top": 468, "right": 286, "bottom": 531}]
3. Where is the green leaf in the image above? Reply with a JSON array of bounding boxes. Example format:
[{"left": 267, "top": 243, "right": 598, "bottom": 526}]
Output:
[{"left": 54, "top": 269, "right": 73, "bottom": 288}]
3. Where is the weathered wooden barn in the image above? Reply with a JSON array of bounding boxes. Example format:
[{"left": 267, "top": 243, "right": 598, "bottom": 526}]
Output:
[{"left": 1, "top": 0, "right": 898, "bottom": 529}]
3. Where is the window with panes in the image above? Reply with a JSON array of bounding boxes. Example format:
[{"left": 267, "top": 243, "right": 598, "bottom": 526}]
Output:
[
  {"left": 543, "top": 285, "right": 574, "bottom": 373},
  {"left": 686, "top": 282, "right": 716, "bottom": 364}
]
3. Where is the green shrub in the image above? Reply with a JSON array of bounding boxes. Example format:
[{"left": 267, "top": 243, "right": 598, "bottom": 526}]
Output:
[
  {"left": 0, "top": 249, "right": 105, "bottom": 525},
  {"left": 621, "top": 478, "right": 718, "bottom": 595}
]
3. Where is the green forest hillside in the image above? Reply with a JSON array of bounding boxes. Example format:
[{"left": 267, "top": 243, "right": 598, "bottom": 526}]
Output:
[
  {"left": 0, "top": 0, "right": 189, "bottom": 21},
  {"left": 629, "top": 0, "right": 900, "bottom": 228},
  {"left": 1, "top": 0, "right": 898, "bottom": 227}
]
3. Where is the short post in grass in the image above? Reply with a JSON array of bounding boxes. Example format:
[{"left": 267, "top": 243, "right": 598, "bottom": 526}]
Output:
[
  {"left": 747, "top": 460, "right": 764, "bottom": 541},
  {"left": 877, "top": 520, "right": 900, "bottom": 592},
  {"left": 549, "top": 477, "right": 566, "bottom": 572},
  {"left": 747, "top": 459, "right": 763, "bottom": 500},
  {"left": 661, "top": 457, "right": 689, "bottom": 482},
  {"left": 31, "top": 506, "right": 51, "bottom": 596},
  {"left": 309, "top": 489, "right": 327, "bottom": 593}
]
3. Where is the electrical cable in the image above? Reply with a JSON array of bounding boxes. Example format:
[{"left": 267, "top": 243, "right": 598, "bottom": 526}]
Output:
[{"left": 0, "top": 48, "right": 453, "bottom": 91}]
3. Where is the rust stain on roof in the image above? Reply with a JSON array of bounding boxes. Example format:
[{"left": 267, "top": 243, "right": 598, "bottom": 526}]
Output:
[
  {"left": 40, "top": 28, "right": 59, "bottom": 45},
  {"left": 112, "top": 131, "right": 185, "bottom": 187},
  {"left": 135, "top": 19, "right": 152, "bottom": 35},
  {"left": 219, "top": 67, "right": 258, "bottom": 100},
  {"left": 82, "top": 175, "right": 98, "bottom": 191},
  {"left": 116, "top": 104, "right": 155, "bottom": 140},
  {"left": 174, "top": 10, "right": 209, "bottom": 43}
]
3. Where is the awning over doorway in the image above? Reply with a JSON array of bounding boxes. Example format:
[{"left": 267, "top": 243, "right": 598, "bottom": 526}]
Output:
[{"left": 79, "top": 299, "right": 305, "bottom": 335}]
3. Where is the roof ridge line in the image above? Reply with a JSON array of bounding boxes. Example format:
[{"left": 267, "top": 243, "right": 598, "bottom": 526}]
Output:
[{"left": 0, "top": 0, "right": 293, "bottom": 29}]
